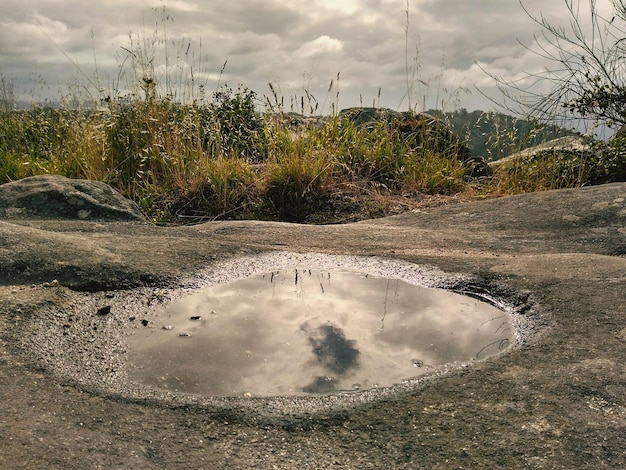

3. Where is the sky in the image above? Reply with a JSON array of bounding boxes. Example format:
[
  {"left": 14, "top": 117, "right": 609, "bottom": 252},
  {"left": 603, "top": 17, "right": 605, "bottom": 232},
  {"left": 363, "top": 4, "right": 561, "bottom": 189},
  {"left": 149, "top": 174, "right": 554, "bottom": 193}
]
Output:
[{"left": 0, "top": 0, "right": 618, "bottom": 113}]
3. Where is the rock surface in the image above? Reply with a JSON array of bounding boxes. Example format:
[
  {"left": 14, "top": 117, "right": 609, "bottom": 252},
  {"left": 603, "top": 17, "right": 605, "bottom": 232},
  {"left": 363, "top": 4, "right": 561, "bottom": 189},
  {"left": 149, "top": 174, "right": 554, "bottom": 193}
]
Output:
[
  {"left": 1, "top": 181, "right": 625, "bottom": 469},
  {"left": 488, "top": 135, "right": 592, "bottom": 170},
  {"left": 0, "top": 174, "right": 146, "bottom": 222}
]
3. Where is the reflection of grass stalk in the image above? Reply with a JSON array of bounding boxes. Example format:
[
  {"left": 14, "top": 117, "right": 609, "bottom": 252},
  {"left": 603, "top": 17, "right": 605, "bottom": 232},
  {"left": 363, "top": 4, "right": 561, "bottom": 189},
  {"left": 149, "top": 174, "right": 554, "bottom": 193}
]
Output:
[
  {"left": 475, "top": 338, "right": 511, "bottom": 360},
  {"left": 381, "top": 278, "right": 390, "bottom": 331}
]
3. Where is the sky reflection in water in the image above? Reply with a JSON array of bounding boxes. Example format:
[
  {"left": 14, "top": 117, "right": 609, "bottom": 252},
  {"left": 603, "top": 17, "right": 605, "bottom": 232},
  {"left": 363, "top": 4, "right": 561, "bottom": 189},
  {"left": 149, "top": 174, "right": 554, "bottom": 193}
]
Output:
[{"left": 128, "top": 270, "right": 511, "bottom": 397}]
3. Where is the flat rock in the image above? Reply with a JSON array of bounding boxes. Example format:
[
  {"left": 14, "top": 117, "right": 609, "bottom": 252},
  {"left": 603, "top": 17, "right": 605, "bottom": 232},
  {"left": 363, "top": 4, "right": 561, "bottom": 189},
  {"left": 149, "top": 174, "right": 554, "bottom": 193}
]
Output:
[
  {"left": 0, "top": 182, "right": 625, "bottom": 469},
  {"left": 0, "top": 174, "right": 146, "bottom": 222},
  {"left": 489, "top": 135, "right": 592, "bottom": 170}
]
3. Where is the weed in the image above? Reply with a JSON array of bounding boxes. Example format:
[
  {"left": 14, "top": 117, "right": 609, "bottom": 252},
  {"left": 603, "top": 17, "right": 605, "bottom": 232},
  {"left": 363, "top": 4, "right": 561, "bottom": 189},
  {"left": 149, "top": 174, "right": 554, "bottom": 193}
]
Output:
[
  {"left": 487, "top": 139, "right": 626, "bottom": 194},
  {"left": 2, "top": 4, "right": 625, "bottom": 224}
]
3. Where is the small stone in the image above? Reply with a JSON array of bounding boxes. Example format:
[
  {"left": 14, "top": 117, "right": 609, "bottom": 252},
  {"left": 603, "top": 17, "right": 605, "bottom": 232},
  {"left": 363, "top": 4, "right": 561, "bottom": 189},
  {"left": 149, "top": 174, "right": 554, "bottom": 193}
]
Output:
[
  {"left": 77, "top": 209, "right": 91, "bottom": 219},
  {"left": 190, "top": 315, "right": 201, "bottom": 320},
  {"left": 178, "top": 332, "right": 191, "bottom": 337},
  {"left": 96, "top": 306, "right": 111, "bottom": 316},
  {"left": 162, "top": 325, "right": 173, "bottom": 330},
  {"left": 141, "top": 319, "right": 149, "bottom": 327}
]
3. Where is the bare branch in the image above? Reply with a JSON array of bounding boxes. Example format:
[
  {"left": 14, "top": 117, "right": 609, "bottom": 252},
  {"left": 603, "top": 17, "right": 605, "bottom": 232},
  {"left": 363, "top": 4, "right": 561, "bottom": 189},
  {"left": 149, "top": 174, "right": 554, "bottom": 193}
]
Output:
[{"left": 487, "top": 1, "right": 626, "bottom": 128}]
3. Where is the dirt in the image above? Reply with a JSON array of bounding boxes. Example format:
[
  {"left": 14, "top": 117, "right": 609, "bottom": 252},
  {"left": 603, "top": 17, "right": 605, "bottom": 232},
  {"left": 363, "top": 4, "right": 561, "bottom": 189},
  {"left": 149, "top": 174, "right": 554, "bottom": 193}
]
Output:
[{"left": 1, "top": 183, "right": 625, "bottom": 469}]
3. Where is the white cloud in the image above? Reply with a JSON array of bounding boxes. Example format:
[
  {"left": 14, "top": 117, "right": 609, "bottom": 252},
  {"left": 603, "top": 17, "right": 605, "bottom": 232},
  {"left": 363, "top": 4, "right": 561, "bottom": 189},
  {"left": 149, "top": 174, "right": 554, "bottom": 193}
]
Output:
[{"left": 294, "top": 36, "right": 344, "bottom": 59}]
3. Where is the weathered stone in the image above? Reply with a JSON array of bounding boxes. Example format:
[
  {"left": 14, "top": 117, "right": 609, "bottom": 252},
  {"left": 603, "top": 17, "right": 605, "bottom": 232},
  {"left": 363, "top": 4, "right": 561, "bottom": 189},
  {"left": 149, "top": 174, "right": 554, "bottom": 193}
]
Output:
[
  {"left": 0, "top": 174, "right": 146, "bottom": 222},
  {"left": 488, "top": 135, "right": 592, "bottom": 170},
  {"left": 488, "top": 135, "right": 626, "bottom": 186},
  {"left": 1, "top": 182, "right": 625, "bottom": 468},
  {"left": 339, "top": 107, "right": 491, "bottom": 179},
  {"left": 338, "top": 107, "right": 404, "bottom": 127}
]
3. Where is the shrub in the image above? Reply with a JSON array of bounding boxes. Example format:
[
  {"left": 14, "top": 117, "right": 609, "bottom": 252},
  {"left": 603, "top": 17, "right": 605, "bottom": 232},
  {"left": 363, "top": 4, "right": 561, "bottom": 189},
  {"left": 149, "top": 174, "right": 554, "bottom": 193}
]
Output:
[
  {"left": 207, "top": 86, "right": 264, "bottom": 161},
  {"left": 261, "top": 117, "right": 333, "bottom": 221},
  {"left": 167, "top": 156, "right": 257, "bottom": 222},
  {"left": 489, "top": 138, "right": 626, "bottom": 193}
]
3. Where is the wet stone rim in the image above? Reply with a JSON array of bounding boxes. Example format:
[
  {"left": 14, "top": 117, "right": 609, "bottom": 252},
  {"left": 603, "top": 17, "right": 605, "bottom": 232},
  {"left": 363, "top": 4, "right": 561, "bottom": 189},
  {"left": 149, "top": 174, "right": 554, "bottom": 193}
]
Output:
[{"left": 13, "top": 252, "right": 539, "bottom": 417}]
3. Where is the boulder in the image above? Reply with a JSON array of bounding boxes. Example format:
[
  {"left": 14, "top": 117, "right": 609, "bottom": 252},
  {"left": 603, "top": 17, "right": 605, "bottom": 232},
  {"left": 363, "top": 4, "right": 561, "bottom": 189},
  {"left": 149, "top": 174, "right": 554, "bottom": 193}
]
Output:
[
  {"left": 0, "top": 174, "right": 146, "bottom": 222},
  {"left": 488, "top": 136, "right": 592, "bottom": 170},
  {"left": 338, "top": 107, "right": 404, "bottom": 127},
  {"left": 339, "top": 107, "right": 491, "bottom": 179},
  {"left": 2, "top": 183, "right": 626, "bottom": 468}
]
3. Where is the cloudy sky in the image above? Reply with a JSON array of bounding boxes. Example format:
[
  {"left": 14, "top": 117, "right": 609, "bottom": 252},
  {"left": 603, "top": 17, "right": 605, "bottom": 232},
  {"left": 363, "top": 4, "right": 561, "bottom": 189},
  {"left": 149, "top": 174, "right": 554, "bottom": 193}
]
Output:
[{"left": 0, "top": 0, "right": 617, "bottom": 113}]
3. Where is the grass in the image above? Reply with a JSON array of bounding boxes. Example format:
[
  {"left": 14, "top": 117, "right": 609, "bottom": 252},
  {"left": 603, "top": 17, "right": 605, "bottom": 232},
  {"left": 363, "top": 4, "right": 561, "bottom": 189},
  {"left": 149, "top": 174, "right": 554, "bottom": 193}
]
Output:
[
  {"left": 1, "top": 89, "right": 625, "bottom": 224},
  {"left": 1, "top": 6, "right": 625, "bottom": 225},
  {"left": 489, "top": 138, "right": 626, "bottom": 194}
]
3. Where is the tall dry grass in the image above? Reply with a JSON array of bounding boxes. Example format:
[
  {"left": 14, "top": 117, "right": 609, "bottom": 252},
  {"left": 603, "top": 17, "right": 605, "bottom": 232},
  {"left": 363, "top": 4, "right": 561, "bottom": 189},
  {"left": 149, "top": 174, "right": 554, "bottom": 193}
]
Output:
[{"left": 2, "top": 5, "right": 624, "bottom": 223}]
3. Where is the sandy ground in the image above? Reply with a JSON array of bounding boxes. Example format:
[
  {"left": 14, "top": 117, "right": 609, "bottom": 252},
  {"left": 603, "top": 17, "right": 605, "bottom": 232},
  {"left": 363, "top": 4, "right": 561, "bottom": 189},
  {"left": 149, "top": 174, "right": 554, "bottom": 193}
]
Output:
[{"left": 1, "top": 183, "right": 625, "bottom": 469}]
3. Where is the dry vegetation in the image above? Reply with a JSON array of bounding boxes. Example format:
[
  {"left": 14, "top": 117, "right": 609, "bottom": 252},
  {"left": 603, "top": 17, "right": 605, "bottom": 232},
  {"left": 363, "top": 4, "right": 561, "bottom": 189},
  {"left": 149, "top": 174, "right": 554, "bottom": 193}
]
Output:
[
  {"left": 1, "top": 89, "right": 625, "bottom": 224},
  {"left": 2, "top": 0, "right": 626, "bottom": 224}
]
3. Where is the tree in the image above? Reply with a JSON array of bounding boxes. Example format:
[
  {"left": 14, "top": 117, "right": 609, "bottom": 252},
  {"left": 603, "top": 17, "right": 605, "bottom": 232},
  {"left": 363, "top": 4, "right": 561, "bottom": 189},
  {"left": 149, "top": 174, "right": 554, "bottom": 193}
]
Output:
[{"left": 489, "top": 0, "right": 626, "bottom": 129}]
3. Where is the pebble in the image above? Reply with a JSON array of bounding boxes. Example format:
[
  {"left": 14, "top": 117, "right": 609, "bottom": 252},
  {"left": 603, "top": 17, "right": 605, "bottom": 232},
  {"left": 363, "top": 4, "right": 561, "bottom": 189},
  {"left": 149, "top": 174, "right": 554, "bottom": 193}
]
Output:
[{"left": 97, "top": 306, "right": 111, "bottom": 316}]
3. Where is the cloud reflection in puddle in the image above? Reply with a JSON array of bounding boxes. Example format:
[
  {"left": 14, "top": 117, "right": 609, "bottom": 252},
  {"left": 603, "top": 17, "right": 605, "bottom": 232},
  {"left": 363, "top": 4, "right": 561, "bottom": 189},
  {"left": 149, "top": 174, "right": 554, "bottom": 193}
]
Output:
[{"left": 127, "top": 269, "right": 511, "bottom": 397}]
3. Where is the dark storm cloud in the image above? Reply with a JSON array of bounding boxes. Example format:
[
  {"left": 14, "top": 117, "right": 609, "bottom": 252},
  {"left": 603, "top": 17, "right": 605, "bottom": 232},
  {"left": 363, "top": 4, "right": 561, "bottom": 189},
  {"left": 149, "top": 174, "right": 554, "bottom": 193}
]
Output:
[
  {"left": 308, "top": 324, "right": 360, "bottom": 375},
  {"left": 0, "top": 0, "right": 618, "bottom": 110}
]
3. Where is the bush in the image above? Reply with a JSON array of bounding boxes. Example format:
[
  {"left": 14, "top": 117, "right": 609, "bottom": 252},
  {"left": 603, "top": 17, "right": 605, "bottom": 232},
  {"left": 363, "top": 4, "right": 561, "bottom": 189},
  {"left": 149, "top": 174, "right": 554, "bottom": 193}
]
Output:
[
  {"left": 590, "top": 138, "right": 626, "bottom": 184},
  {"left": 167, "top": 156, "right": 256, "bottom": 222},
  {"left": 208, "top": 86, "right": 264, "bottom": 161},
  {"left": 490, "top": 138, "right": 626, "bottom": 193}
]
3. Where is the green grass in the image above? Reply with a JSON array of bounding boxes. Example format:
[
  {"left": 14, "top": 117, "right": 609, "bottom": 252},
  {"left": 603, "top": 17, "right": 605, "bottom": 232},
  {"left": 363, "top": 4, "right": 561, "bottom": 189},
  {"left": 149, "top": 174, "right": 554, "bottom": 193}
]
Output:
[
  {"left": 1, "top": 88, "right": 625, "bottom": 224},
  {"left": 487, "top": 138, "right": 626, "bottom": 194},
  {"left": 4, "top": 5, "right": 623, "bottom": 225}
]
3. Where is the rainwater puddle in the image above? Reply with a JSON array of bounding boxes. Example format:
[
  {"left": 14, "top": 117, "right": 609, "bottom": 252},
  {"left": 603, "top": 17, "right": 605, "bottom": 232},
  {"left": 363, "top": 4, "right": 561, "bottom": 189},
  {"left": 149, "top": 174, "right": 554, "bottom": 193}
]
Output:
[{"left": 127, "top": 269, "right": 511, "bottom": 397}]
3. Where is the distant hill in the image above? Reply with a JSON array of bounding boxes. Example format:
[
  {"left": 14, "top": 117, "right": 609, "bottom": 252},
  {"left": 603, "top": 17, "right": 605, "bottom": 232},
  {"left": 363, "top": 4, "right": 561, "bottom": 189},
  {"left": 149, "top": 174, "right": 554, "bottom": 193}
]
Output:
[{"left": 427, "top": 109, "right": 583, "bottom": 161}]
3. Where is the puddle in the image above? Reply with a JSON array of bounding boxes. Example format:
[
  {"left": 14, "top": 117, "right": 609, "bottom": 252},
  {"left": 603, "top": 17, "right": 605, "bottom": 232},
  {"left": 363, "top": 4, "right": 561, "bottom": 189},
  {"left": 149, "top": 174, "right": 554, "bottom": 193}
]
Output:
[{"left": 127, "top": 269, "right": 511, "bottom": 397}]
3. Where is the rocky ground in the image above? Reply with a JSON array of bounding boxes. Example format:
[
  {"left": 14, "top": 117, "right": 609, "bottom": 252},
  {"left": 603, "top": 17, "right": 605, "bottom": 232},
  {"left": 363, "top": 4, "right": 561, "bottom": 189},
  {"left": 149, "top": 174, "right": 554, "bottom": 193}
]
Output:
[{"left": 0, "top": 178, "right": 625, "bottom": 469}]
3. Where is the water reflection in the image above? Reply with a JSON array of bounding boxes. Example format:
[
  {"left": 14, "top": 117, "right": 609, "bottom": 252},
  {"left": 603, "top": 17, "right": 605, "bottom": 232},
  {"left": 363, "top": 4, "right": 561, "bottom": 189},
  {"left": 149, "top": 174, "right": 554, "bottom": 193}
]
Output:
[
  {"left": 306, "top": 323, "right": 360, "bottom": 375},
  {"left": 127, "top": 269, "right": 511, "bottom": 397},
  {"left": 301, "top": 323, "right": 360, "bottom": 393}
]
